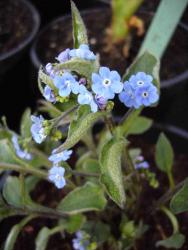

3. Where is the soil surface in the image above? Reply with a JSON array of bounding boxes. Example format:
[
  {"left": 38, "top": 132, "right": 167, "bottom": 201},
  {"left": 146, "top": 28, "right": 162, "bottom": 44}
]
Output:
[
  {"left": 34, "top": 2, "right": 188, "bottom": 79},
  {"left": 0, "top": 0, "right": 33, "bottom": 55}
]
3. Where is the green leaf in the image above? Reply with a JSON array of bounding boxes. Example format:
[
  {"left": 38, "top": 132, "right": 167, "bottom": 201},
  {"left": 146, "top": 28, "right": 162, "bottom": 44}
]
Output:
[
  {"left": 4, "top": 216, "right": 34, "bottom": 250},
  {"left": 155, "top": 133, "right": 174, "bottom": 174},
  {"left": 116, "top": 114, "right": 152, "bottom": 137},
  {"left": 77, "top": 158, "right": 100, "bottom": 183},
  {"left": 126, "top": 116, "right": 152, "bottom": 135},
  {"left": 59, "top": 214, "right": 86, "bottom": 234},
  {"left": 0, "top": 196, "right": 16, "bottom": 222},
  {"left": 71, "top": 0, "right": 88, "bottom": 48},
  {"left": 3, "top": 176, "right": 35, "bottom": 208},
  {"left": 99, "top": 138, "right": 126, "bottom": 208},
  {"left": 123, "top": 51, "right": 160, "bottom": 90},
  {"left": 83, "top": 221, "right": 111, "bottom": 244},
  {"left": 56, "top": 105, "right": 106, "bottom": 151},
  {"left": 58, "top": 182, "right": 107, "bottom": 214},
  {"left": 170, "top": 178, "right": 188, "bottom": 214},
  {"left": 20, "top": 108, "right": 32, "bottom": 138},
  {"left": 54, "top": 58, "right": 98, "bottom": 81},
  {"left": 35, "top": 227, "right": 51, "bottom": 250},
  {"left": 156, "top": 233, "right": 185, "bottom": 249},
  {"left": 0, "top": 139, "right": 18, "bottom": 164}
]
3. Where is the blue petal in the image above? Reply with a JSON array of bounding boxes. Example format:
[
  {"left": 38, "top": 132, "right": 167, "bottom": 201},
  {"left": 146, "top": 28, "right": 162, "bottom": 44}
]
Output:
[
  {"left": 110, "top": 81, "right": 123, "bottom": 93},
  {"left": 59, "top": 86, "right": 71, "bottom": 97},
  {"left": 110, "top": 71, "right": 121, "bottom": 81},
  {"left": 99, "top": 67, "right": 110, "bottom": 78}
]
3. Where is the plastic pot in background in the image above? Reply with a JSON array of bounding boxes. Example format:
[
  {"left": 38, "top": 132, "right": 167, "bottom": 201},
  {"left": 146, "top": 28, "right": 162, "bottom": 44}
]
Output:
[{"left": 0, "top": 0, "right": 40, "bottom": 75}]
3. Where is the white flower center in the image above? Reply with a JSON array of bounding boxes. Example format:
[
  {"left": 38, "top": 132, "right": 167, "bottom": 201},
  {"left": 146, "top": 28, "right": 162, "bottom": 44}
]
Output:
[
  {"left": 142, "top": 91, "right": 148, "bottom": 98},
  {"left": 137, "top": 80, "right": 144, "bottom": 86},
  {"left": 55, "top": 174, "right": 63, "bottom": 181},
  {"left": 103, "top": 78, "right": 111, "bottom": 87}
]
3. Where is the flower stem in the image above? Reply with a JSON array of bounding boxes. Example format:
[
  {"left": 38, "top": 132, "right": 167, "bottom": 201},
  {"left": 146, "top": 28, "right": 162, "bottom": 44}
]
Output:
[
  {"left": 167, "top": 171, "right": 175, "bottom": 190},
  {"left": 0, "top": 162, "right": 47, "bottom": 179},
  {"left": 160, "top": 205, "right": 179, "bottom": 234}
]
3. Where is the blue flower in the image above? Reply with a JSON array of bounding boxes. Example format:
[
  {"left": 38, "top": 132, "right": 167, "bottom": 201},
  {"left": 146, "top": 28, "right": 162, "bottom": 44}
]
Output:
[
  {"left": 135, "top": 161, "right": 149, "bottom": 170},
  {"left": 129, "top": 72, "right": 153, "bottom": 89},
  {"left": 95, "top": 94, "right": 107, "bottom": 110},
  {"left": 119, "top": 81, "right": 140, "bottom": 108},
  {"left": 72, "top": 231, "right": 90, "bottom": 250},
  {"left": 78, "top": 85, "right": 98, "bottom": 113},
  {"left": 49, "top": 149, "right": 72, "bottom": 164},
  {"left": 54, "top": 72, "right": 80, "bottom": 97},
  {"left": 45, "top": 63, "right": 58, "bottom": 78},
  {"left": 48, "top": 166, "right": 66, "bottom": 189},
  {"left": 12, "top": 135, "right": 32, "bottom": 160},
  {"left": 135, "top": 84, "right": 159, "bottom": 107},
  {"left": 43, "top": 85, "right": 56, "bottom": 103},
  {"left": 92, "top": 67, "right": 123, "bottom": 99},
  {"left": 31, "top": 115, "right": 47, "bottom": 144},
  {"left": 56, "top": 48, "right": 70, "bottom": 63},
  {"left": 69, "top": 44, "right": 96, "bottom": 61}
]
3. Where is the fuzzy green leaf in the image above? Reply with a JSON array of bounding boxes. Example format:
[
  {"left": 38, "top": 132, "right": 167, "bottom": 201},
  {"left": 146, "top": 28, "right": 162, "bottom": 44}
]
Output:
[
  {"left": 35, "top": 227, "right": 52, "bottom": 250},
  {"left": 58, "top": 182, "right": 107, "bottom": 214},
  {"left": 20, "top": 108, "right": 32, "bottom": 138},
  {"left": 170, "top": 178, "right": 188, "bottom": 214},
  {"left": 54, "top": 58, "right": 98, "bottom": 81},
  {"left": 99, "top": 138, "right": 126, "bottom": 208},
  {"left": 71, "top": 1, "right": 88, "bottom": 48},
  {"left": 155, "top": 133, "right": 174, "bottom": 174},
  {"left": 59, "top": 214, "right": 86, "bottom": 234},
  {"left": 126, "top": 116, "right": 152, "bottom": 135},
  {"left": 156, "top": 233, "right": 185, "bottom": 249},
  {"left": 56, "top": 105, "right": 105, "bottom": 151},
  {"left": 0, "top": 139, "right": 18, "bottom": 164},
  {"left": 4, "top": 216, "right": 34, "bottom": 250}
]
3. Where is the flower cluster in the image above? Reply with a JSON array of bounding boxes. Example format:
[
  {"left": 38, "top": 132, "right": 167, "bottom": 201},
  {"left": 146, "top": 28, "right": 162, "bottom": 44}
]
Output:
[
  {"left": 119, "top": 72, "right": 159, "bottom": 108},
  {"left": 48, "top": 148, "right": 72, "bottom": 189},
  {"left": 30, "top": 44, "right": 159, "bottom": 190},
  {"left": 12, "top": 135, "right": 32, "bottom": 160}
]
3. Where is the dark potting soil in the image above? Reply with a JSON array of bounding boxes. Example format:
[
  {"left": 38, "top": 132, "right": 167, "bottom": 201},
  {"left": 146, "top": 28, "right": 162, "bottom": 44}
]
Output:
[
  {"left": 0, "top": 0, "right": 33, "bottom": 54},
  {"left": 34, "top": 6, "right": 188, "bottom": 79},
  {"left": 1, "top": 139, "right": 188, "bottom": 250}
]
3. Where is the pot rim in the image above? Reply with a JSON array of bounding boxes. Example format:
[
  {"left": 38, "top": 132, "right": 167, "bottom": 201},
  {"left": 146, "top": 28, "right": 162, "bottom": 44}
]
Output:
[
  {"left": 0, "top": 0, "right": 40, "bottom": 61},
  {"left": 30, "top": 7, "right": 188, "bottom": 89}
]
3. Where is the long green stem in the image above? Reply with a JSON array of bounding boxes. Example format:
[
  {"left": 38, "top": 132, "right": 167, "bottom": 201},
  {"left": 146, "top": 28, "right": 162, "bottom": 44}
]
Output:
[
  {"left": 160, "top": 205, "right": 179, "bottom": 234},
  {"left": 167, "top": 172, "right": 175, "bottom": 190},
  {"left": 0, "top": 162, "right": 47, "bottom": 179}
]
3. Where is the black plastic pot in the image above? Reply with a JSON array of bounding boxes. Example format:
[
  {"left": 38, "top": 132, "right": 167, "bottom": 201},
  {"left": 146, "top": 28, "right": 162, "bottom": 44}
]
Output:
[
  {"left": 30, "top": 8, "right": 188, "bottom": 89},
  {"left": 0, "top": 0, "right": 40, "bottom": 75}
]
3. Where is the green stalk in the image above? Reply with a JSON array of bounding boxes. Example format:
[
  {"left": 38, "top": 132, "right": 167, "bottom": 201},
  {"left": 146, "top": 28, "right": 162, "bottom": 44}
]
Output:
[
  {"left": 0, "top": 162, "right": 47, "bottom": 179},
  {"left": 139, "top": 0, "right": 188, "bottom": 59},
  {"left": 167, "top": 171, "right": 175, "bottom": 190},
  {"left": 160, "top": 205, "right": 179, "bottom": 234},
  {"left": 111, "top": 0, "right": 144, "bottom": 41}
]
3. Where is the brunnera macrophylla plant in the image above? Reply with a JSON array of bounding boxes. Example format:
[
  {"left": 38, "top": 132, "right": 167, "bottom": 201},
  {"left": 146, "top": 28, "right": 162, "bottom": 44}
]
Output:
[{"left": 0, "top": 2, "right": 187, "bottom": 250}]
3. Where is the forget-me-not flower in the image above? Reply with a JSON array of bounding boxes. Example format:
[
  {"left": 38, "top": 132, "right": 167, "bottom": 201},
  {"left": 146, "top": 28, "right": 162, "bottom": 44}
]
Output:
[
  {"left": 69, "top": 44, "right": 96, "bottom": 61},
  {"left": 134, "top": 155, "right": 149, "bottom": 170},
  {"left": 43, "top": 85, "right": 56, "bottom": 103},
  {"left": 54, "top": 72, "right": 80, "bottom": 97},
  {"left": 119, "top": 81, "right": 140, "bottom": 108},
  {"left": 31, "top": 115, "right": 47, "bottom": 144},
  {"left": 49, "top": 149, "right": 73, "bottom": 165},
  {"left": 78, "top": 85, "right": 98, "bottom": 113},
  {"left": 129, "top": 72, "right": 153, "bottom": 89},
  {"left": 72, "top": 231, "right": 90, "bottom": 250},
  {"left": 45, "top": 63, "right": 58, "bottom": 78},
  {"left": 92, "top": 67, "right": 123, "bottom": 100},
  {"left": 12, "top": 135, "right": 32, "bottom": 160},
  {"left": 48, "top": 166, "right": 66, "bottom": 189},
  {"left": 135, "top": 84, "right": 159, "bottom": 107},
  {"left": 56, "top": 48, "right": 70, "bottom": 63}
]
